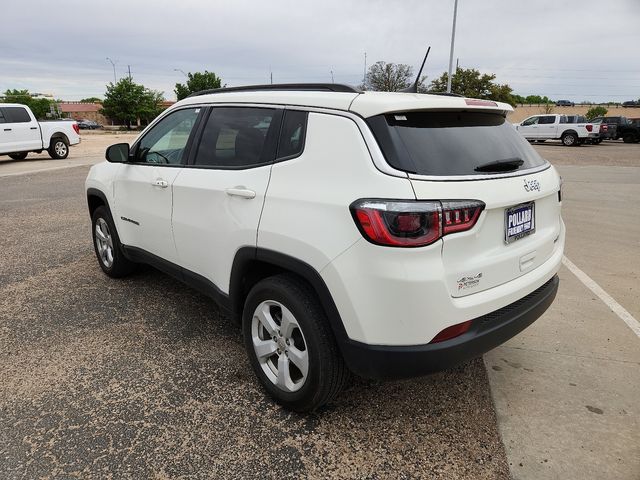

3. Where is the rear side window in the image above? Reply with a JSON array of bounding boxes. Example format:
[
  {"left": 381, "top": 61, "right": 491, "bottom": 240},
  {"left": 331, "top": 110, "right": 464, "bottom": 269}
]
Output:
[
  {"left": 277, "top": 110, "right": 308, "bottom": 159},
  {"left": 3, "top": 107, "right": 31, "bottom": 123},
  {"left": 368, "top": 111, "right": 546, "bottom": 176},
  {"left": 538, "top": 116, "right": 556, "bottom": 125},
  {"left": 0, "top": 109, "right": 5, "bottom": 124},
  {"left": 194, "top": 107, "right": 277, "bottom": 168}
]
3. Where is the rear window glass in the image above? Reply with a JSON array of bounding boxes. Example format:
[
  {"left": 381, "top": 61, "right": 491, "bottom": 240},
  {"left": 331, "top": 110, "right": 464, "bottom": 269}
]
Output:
[{"left": 368, "top": 111, "right": 546, "bottom": 176}]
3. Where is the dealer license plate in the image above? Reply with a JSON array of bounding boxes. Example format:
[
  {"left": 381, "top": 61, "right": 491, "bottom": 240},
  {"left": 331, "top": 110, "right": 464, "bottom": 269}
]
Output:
[{"left": 505, "top": 202, "right": 535, "bottom": 244}]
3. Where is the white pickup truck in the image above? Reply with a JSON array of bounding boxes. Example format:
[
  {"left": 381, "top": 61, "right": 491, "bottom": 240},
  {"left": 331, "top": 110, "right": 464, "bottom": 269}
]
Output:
[
  {"left": 514, "top": 114, "right": 599, "bottom": 146},
  {"left": 0, "top": 103, "right": 81, "bottom": 160}
]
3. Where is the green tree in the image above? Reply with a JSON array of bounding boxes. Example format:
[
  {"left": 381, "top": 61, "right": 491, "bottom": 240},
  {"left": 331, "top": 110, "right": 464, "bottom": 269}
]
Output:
[
  {"left": 2, "top": 89, "right": 53, "bottom": 119},
  {"left": 429, "top": 68, "right": 515, "bottom": 105},
  {"left": 585, "top": 106, "right": 607, "bottom": 120},
  {"left": 523, "top": 95, "right": 552, "bottom": 105},
  {"left": 364, "top": 61, "right": 425, "bottom": 92},
  {"left": 175, "top": 70, "right": 223, "bottom": 100},
  {"left": 80, "top": 97, "right": 102, "bottom": 103},
  {"left": 101, "top": 78, "right": 164, "bottom": 128}
]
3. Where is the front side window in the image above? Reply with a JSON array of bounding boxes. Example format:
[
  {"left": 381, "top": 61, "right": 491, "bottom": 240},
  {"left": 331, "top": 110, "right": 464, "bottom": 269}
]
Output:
[
  {"left": 193, "top": 107, "right": 277, "bottom": 168},
  {"left": 0, "top": 109, "right": 6, "bottom": 124},
  {"left": 521, "top": 116, "right": 539, "bottom": 126},
  {"left": 134, "top": 108, "right": 200, "bottom": 165}
]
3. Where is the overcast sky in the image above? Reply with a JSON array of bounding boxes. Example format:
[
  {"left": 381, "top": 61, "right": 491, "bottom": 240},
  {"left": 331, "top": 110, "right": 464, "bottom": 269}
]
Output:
[{"left": 1, "top": 0, "right": 638, "bottom": 102}]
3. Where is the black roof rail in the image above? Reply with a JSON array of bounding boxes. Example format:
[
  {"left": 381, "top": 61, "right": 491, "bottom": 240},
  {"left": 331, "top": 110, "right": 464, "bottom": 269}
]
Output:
[{"left": 187, "top": 83, "right": 362, "bottom": 98}]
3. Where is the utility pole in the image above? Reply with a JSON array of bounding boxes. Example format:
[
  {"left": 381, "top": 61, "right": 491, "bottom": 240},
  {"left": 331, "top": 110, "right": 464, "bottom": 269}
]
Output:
[
  {"left": 446, "top": 0, "right": 459, "bottom": 93},
  {"left": 127, "top": 65, "right": 132, "bottom": 80},
  {"left": 106, "top": 57, "right": 116, "bottom": 83},
  {"left": 456, "top": 58, "right": 459, "bottom": 71},
  {"left": 330, "top": 69, "right": 334, "bottom": 83},
  {"left": 363, "top": 52, "right": 367, "bottom": 86},
  {"left": 269, "top": 65, "right": 273, "bottom": 84}
]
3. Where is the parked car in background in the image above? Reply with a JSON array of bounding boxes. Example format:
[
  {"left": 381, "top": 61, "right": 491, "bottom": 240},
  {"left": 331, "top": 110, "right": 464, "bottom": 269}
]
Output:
[
  {"left": 622, "top": 100, "right": 639, "bottom": 107},
  {"left": 0, "top": 104, "right": 81, "bottom": 160},
  {"left": 588, "top": 118, "right": 616, "bottom": 140},
  {"left": 617, "top": 118, "right": 640, "bottom": 143},
  {"left": 515, "top": 114, "right": 598, "bottom": 146},
  {"left": 590, "top": 116, "right": 631, "bottom": 140},
  {"left": 555, "top": 100, "right": 575, "bottom": 107},
  {"left": 563, "top": 115, "right": 603, "bottom": 144},
  {"left": 77, "top": 119, "right": 102, "bottom": 130}
]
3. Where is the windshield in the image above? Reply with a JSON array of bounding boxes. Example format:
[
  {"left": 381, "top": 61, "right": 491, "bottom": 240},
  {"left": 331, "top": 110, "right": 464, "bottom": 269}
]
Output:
[{"left": 367, "top": 111, "right": 547, "bottom": 176}]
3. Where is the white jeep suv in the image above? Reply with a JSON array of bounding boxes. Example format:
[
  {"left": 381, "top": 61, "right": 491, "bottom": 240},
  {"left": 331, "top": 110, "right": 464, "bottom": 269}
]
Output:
[{"left": 85, "top": 84, "right": 564, "bottom": 411}]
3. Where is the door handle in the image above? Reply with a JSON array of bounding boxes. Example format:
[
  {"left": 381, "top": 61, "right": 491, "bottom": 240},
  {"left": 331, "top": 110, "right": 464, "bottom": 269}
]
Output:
[
  {"left": 225, "top": 187, "right": 256, "bottom": 199},
  {"left": 152, "top": 179, "right": 168, "bottom": 188},
  {"left": 3, "top": 128, "right": 11, "bottom": 131},
  {"left": 30, "top": 127, "right": 38, "bottom": 130}
]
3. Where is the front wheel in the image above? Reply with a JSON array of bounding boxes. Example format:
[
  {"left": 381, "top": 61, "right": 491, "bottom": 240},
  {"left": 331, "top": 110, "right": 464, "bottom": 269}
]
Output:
[
  {"left": 9, "top": 152, "right": 28, "bottom": 160},
  {"left": 91, "top": 206, "right": 136, "bottom": 278},
  {"left": 561, "top": 132, "right": 578, "bottom": 146},
  {"left": 243, "top": 274, "right": 349, "bottom": 412},
  {"left": 48, "top": 138, "right": 69, "bottom": 159}
]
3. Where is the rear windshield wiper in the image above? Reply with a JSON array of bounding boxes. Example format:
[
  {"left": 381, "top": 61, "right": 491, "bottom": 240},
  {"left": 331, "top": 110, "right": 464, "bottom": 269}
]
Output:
[{"left": 474, "top": 158, "right": 524, "bottom": 173}]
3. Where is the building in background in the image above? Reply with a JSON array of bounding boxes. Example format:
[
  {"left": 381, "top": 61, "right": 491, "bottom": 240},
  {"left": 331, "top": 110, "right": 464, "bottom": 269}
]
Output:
[{"left": 58, "top": 102, "right": 109, "bottom": 124}]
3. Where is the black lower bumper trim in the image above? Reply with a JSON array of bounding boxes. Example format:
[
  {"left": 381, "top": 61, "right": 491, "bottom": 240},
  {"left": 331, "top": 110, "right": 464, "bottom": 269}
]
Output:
[{"left": 340, "top": 275, "right": 559, "bottom": 380}]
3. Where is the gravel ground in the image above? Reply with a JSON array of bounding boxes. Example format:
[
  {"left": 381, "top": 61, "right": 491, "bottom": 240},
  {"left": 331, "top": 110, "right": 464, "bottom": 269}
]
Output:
[{"left": 0, "top": 166, "right": 509, "bottom": 478}]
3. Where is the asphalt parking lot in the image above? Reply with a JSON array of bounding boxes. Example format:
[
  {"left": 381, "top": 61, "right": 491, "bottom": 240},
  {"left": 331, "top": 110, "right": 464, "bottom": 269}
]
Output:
[{"left": 1, "top": 136, "right": 638, "bottom": 479}]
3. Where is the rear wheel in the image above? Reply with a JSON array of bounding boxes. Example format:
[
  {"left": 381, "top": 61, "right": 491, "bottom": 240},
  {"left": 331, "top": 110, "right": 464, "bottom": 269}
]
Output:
[
  {"left": 561, "top": 132, "right": 578, "bottom": 146},
  {"left": 8, "top": 152, "right": 28, "bottom": 160},
  {"left": 242, "top": 274, "right": 349, "bottom": 412},
  {"left": 48, "top": 138, "right": 69, "bottom": 159},
  {"left": 623, "top": 133, "right": 635, "bottom": 143}
]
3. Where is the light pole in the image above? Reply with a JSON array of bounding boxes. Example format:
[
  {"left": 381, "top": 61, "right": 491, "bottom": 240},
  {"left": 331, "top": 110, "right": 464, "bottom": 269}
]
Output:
[
  {"left": 446, "top": 0, "right": 459, "bottom": 93},
  {"left": 174, "top": 68, "right": 188, "bottom": 77},
  {"left": 106, "top": 57, "right": 117, "bottom": 84}
]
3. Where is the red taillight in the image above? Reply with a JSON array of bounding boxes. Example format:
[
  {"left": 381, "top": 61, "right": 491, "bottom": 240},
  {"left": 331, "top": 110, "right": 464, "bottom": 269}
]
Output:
[
  {"left": 73, "top": 123, "right": 80, "bottom": 134},
  {"left": 350, "top": 199, "right": 484, "bottom": 247},
  {"left": 601, "top": 124, "right": 608, "bottom": 132},
  {"left": 586, "top": 124, "right": 593, "bottom": 132},
  {"left": 429, "top": 320, "right": 473, "bottom": 343},
  {"left": 442, "top": 201, "right": 484, "bottom": 234}
]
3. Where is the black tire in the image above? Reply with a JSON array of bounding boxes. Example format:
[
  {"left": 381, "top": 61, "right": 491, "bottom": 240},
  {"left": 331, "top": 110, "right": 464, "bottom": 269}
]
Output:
[
  {"left": 561, "top": 132, "right": 578, "bottom": 146},
  {"left": 623, "top": 133, "right": 635, "bottom": 144},
  {"left": 242, "top": 274, "right": 349, "bottom": 412},
  {"left": 91, "top": 205, "right": 136, "bottom": 278},
  {"left": 9, "top": 152, "right": 28, "bottom": 160},
  {"left": 48, "top": 137, "right": 69, "bottom": 159}
]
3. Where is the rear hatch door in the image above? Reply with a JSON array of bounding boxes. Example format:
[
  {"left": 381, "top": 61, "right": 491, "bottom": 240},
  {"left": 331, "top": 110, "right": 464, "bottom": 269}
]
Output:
[{"left": 368, "top": 109, "right": 562, "bottom": 297}]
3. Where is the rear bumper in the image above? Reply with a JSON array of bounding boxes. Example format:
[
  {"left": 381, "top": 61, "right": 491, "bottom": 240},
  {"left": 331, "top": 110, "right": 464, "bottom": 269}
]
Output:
[{"left": 340, "top": 275, "right": 559, "bottom": 380}]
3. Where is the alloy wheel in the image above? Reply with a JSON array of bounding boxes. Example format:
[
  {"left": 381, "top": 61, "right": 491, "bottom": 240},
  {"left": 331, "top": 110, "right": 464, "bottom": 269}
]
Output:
[{"left": 251, "top": 300, "right": 309, "bottom": 392}]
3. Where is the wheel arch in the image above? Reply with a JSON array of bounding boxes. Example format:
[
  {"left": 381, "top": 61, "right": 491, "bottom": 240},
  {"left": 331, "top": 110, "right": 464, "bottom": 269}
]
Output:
[
  {"left": 49, "top": 132, "right": 70, "bottom": 147},
  {"left": 561, "top": 129, "right": 578, "bottom": 137},
  {"left": 229, "top": 247, "right": 350, "bottom": 350},
  {"left": 87, "top": 187, "right": 110, "bottom": 218}
]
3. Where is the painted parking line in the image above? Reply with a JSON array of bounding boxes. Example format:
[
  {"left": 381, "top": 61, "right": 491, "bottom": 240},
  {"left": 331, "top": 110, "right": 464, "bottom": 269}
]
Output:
[{"left": 563, "top": 255, "right": 640, "bottom": 338}]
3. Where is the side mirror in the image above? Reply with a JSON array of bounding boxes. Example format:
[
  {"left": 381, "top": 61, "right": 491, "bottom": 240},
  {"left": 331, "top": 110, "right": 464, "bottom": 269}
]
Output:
[{"left": 105, "top": 143, "right": 130, "bottom": 163}]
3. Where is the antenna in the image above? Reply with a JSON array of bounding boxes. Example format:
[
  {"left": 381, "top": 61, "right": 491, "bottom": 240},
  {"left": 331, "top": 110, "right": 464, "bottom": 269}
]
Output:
[{"left": 400, "top": 46, "right": 431, "bottom": 93}]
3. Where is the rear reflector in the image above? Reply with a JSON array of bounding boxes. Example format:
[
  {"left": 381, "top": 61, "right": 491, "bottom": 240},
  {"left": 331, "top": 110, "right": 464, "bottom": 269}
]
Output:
[{"left": 429, "top": 320, "right": 473, "bottom": 343}]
